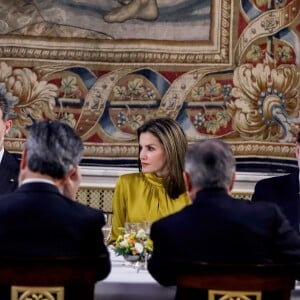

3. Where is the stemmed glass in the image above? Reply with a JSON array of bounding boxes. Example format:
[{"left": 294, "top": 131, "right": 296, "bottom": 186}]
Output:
[
  {"left": 143, "top": 221, "right": 152, "bottom": 235},
  {"left": 102, "top": 212, "right": 112, "bottom": 244},
  {"left": 124, "top": 221, "right": 152, "bottom": 234}
]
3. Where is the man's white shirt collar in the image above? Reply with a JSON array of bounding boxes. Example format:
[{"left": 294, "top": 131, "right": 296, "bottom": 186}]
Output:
[
  {"left": 0, "top": 148, "right": 4, "bottom": 164},
  {"left": 20, "top": 178, "right": 55, "bottom": 186}
]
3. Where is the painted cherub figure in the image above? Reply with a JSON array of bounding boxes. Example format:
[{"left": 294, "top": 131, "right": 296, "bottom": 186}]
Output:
[{"left": 104, "top": 0, "right": 159, "bottom": 23}]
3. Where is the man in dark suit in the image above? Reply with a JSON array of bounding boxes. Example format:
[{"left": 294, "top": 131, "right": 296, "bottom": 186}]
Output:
[
  {"left": 0, "top": 94, "right": 19, "bottom": 195},
  {"left": 148, "top": 139, "right": 300, "bottom": 292},
  {"left": 251, "top": 131, "right": 300, "bottom": 233},
  {"left": 0, "top": 119, "right": 111, "bottom": 299}
]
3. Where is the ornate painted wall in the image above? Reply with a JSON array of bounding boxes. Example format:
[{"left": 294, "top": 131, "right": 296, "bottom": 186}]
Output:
[{"left": 0, "top": 0, "right": 299, "bottom": 172}]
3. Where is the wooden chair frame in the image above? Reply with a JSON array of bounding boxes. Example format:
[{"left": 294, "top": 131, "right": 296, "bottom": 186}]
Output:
[
  {"left": 172, "top": 260, "right": 298, "bottom": 300},
  {"left": 0, "top": 255, "right": 109, "bottom": 300}
]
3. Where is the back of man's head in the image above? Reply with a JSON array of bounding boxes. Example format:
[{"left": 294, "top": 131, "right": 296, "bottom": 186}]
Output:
[
  {"left": 185, "top": 139, "right": 236, "bottom": 191},
  {"left": 25, "top": 120, "right": 84, "bottom": 179}
]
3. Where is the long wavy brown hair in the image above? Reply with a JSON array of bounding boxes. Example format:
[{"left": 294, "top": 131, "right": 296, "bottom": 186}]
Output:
[{"left": 137, "top": 117, "right": 187, "bottom": 199}]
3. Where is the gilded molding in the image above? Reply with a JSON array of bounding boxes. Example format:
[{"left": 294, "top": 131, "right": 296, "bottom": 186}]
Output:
[
  {"left": 208, "top": 290, "right": 261, "bottom": 300},
  {"left": 8, "top": 141, "right": 295, "bottom": 160},
  {"left": 11, "top": 286, "right": 63, "bottom": 300},
  {"left": 4, "top": 140, "right": 296, "bottom": 160}
]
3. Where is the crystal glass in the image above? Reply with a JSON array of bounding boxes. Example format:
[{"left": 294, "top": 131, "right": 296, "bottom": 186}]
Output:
[
  {"left": 102, "top": 212, "right": 112, "bottom": 244},
  {"left": 142, "top": 221, "right": 152, "bottom": 235},
  {"left": 124, "top": 221, "right": 152, "bottom": 234},
  {"left": 124, "top": 222, "right": 143, "bottom": 234}
]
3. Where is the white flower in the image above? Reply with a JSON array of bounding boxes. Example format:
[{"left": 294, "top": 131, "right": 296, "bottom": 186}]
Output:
[
  {"left": 134, "top": 242, "right": 144, "bottom": 254},
  {"left": 136, "top": 229, "right": 146, "bottom": 239},
  {"left": 120, "top": 240, "right": 129, "bottom": 247}
]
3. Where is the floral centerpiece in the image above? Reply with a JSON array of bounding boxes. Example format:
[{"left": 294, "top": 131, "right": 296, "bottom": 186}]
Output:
[{"left": 114, "top": 227, "right": 153, "bottom": 262}]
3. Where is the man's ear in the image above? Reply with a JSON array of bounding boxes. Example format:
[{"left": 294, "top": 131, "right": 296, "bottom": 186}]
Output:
[
  {"left": 228, "top": 171, "right": 236, "bottom": 192},
  {"left": 58, "top": 167, "right": 77, "bottom": 186},
  {"left": 296, "top": 144, "right": 300, "bottom": 160},
  {"left": 183, "top": 171, "right": 192, "bottom": 192},
  {"left": 58, "top": 166, "right": 81, "bottom": 200},
  {"left": 20, "top": 149, "right": 27, "bottom": 170},
  {"left": 67, "top": 167, "right": 78, "bottom": 181},
  {"left": 4, "top": 120, "right": 12, "bottom": 135}
]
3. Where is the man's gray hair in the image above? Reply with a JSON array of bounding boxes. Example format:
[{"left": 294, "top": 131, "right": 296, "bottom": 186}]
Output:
[
  {"left": 185, "top": 139, "right": 236, "bottom": 190},
  {"left": 25, "top": 120, "right": 84, "bottom": 179}
]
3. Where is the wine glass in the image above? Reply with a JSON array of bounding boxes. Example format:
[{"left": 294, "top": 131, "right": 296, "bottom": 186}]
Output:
[
  {"left": 143, "top": 221, "right": 152, "bottom": 235},
  {"left": 102, "top": 212, "right": 112, "bottom": 244},
  {"left": 124, "top": 222, "right": 143, "bottom": 234}
]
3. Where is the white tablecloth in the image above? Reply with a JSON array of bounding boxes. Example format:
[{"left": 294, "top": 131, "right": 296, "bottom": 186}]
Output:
[{"left": 94, "top": 248, "right": 176, "bottom": 300}]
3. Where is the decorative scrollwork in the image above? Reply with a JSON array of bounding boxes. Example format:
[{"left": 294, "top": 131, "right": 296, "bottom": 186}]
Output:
[
  {"left": 228, "top": 56, "right": 300, "bottom": 142},
  {"left": 209, "top": 290, "right": 261, "bottom": 300},
  {"left": 11, "top": 286, "right": 64, "bottom": 300}
]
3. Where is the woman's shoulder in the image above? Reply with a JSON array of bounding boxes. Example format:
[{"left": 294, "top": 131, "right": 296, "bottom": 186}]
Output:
[
  {"left": 118, "top": 172, "right": 143, "bottom": 183},
  {"left": 115, "top": 173, "right": 148, "bottom": 195},
  {"left": 177, "top": 191, "right": 191, "bottom": 204},
  {"left": 117, "top": 172, "right": 162, "bottom": 188}
]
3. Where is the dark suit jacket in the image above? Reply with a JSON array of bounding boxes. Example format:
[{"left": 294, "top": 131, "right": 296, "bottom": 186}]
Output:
[
  {"left": 251, "top": 171, "right": 299, "bottom": 233},
  {"left": 0, "top": 150, "right": 20, "bottom": 195},
  {"left": 148, "top": 188, "right": 300, "bottom": 289},
  {"left": 0, "top": 182, "right": 111, "bottom": 299}
]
